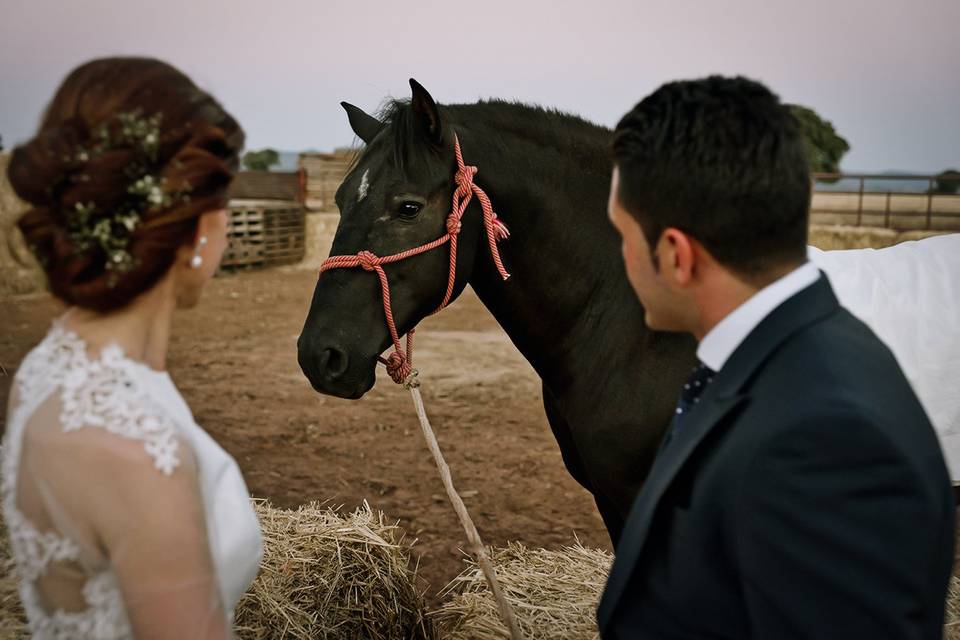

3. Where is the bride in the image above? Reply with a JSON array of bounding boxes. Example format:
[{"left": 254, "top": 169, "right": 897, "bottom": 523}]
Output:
[{"left": 2, "top": 57, "right": 262, "bottom": 638}]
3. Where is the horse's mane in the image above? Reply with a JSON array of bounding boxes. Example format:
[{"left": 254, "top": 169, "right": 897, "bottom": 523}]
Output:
[{"left": 369, "top": 98, "right": 611, "bottom": 172}]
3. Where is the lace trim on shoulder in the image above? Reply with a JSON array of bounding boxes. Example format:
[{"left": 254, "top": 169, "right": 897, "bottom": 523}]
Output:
[
  {"left": 16, "top": 323, "right": 181, "bottom": 476},
  {"left": 14, "top": 323, "right": 88, "bottom": 406},
  {"left": 60, "top": 342, "right": 181, "bottom": 476}
]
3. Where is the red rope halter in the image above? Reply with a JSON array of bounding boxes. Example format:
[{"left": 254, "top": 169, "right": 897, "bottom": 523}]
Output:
[{"left": 319, "top": 134, "right": 511, "bottom": 385}]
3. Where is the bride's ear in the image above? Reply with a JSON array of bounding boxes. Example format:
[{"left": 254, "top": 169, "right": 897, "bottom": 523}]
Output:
[
  {"left": 172, "top": 209, "right": 229, "bottom": 307},
  {"left": 192, "top": 209, "right": 230, "bottom": 272}
]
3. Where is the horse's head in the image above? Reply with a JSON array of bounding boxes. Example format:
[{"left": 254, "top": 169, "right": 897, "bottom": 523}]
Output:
[{"left": 298, "top": 80, "right": 490, "bottom": 398}]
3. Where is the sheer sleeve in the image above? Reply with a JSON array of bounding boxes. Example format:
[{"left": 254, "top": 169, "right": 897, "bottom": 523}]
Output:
[{"left": 18, "top": 396, "right": 234, "bottom": 639}]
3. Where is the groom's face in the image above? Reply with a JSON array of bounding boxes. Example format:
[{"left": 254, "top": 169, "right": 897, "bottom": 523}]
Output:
[{"left": 608, "top": 168, "right": 688, "bottom": 332}]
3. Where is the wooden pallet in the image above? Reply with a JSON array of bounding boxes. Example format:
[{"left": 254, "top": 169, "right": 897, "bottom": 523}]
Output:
[
  {"left": 221, "top": 207, "right": 266, "bottom": 270},
  {"left": 220, "top": 203, "right": 305, "bottom": 271},
  {"left": 263, "top": 206, "right": 306, "bottom": 266}
]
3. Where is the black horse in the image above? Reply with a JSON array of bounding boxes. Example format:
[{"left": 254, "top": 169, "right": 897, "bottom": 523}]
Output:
[{"left": 298, "top": 80, "right": 697, "bottom": 543}]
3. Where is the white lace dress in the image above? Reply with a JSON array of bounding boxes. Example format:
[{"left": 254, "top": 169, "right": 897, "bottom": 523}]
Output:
[{"left": 1, "top": 320, "right": 263, "bottom": 638}]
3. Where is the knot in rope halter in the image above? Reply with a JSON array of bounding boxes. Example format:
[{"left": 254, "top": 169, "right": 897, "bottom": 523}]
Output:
[
  {"left": 445, "top": 216, "right": 462, "bottom": 236},
  {"left": 384, "top": 350, "right": 414, "bottom": 385},
  {"left": 357, "top": 250, "right": 380, "bottom": 272},
  {"left": 455, "top": 164, "right": 478, "bottom": 191},
  {"left": 319, "top": 134, "right": 511, "bottom": 385}
]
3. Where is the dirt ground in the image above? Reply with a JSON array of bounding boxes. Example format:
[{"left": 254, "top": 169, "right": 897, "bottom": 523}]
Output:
[{"left": 0, "top": 266, "right": 610, "bottom": 604}]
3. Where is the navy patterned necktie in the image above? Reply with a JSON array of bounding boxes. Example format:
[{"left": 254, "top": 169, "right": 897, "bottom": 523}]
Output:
[{"left": 663, "top": 362, "right": 716, "bottom": 446}]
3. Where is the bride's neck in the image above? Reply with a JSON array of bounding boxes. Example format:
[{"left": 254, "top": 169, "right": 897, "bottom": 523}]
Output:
[{"left": 66, "top": 275, "right": 177, "bottom": 372}]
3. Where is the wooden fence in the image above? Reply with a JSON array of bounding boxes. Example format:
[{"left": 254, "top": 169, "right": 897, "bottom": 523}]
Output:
[{"left": 811, "top": 173, "right": 960, "bottom": 231}]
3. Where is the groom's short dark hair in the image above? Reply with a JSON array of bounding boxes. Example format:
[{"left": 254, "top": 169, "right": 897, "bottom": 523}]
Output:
[{"left": 613, "top": 75, "right": 810, "bottom": 278}]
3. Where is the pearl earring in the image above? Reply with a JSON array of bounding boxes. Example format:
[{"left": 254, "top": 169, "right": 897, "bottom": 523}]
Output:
[{"left": 190, "top": 236, "right": 208, "bottom": 269}]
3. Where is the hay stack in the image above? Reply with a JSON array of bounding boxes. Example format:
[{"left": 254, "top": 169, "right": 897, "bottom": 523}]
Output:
[
  {"left": 436, "top": 544, "right": 960, "bottom": 640},
  {"left": 808, "top": 224, "right": 901, "bottom": 250},
  {"left": 235, "top": 500, "right": 434, "bottom": 640},
  {"left": 0, "top": 501, "right": 431, "bottom": 639},
  {"left": 0, "top": 519, "right": 27, "bottom": 639},
  {"left": 945, "top": 576, "right": 960, "bottom": 640},
  {"left": 431, "top": 542, "right": 613, "bottom": 640},
  {"left": 0, "top": 152, "right": 46, "bottom": 297}
]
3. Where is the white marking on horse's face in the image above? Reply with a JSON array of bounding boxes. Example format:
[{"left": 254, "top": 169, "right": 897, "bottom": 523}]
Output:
[{"left": 358, "top": 169, "right": 370, "bottom": 202}]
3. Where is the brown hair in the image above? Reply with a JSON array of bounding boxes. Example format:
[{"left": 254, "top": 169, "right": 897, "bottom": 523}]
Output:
[{"left": 7, "top": 57, "right": 244, "bottom": 312}]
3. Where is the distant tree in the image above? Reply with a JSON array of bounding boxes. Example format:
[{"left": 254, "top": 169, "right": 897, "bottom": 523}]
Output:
[
  {"left": 929, "top": 169, "right": 960, "bottom": 195},
  {"left": 242, "top": 148, "right": 279, "bottom": 171},
  {"left": 0, "top": 134, "right": 4, "bottom": 152},
  {"left": 787, "top": 104, "right": 851, "bottom": 176}
]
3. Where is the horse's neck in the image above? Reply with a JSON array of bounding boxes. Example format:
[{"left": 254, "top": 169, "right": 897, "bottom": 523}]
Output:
[{"left": 461, "top": 126, "right": 645, "bottom": 394}]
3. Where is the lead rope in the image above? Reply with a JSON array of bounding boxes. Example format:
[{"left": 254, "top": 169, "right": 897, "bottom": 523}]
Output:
[
  {"left": 405, "top": 374, "right": 523, "bottom": 640},
  {"left": 319, "top": 135, "right": 523, "bottom": 639}
]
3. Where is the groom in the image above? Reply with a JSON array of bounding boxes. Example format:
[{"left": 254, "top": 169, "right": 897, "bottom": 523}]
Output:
[{"left": 597, "top": 76, "right": 955, "bottom": 638}]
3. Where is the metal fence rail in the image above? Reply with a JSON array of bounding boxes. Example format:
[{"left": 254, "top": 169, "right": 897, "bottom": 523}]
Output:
[{"left": 811, "top": 173, "right": 960, "bottom": 231}]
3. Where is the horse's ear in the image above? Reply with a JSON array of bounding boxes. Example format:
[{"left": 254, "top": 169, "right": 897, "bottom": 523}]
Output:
[
  {"left": 341, "top": 102, "right": 384, "bottom": 144},
  {"left": 409, "top": 79, "right": 443, "bottom": 146}
]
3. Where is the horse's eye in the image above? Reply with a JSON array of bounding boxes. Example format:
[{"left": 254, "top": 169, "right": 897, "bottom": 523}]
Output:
[{"left": 397, "top": 202, "right": 423, "bottom": 219}]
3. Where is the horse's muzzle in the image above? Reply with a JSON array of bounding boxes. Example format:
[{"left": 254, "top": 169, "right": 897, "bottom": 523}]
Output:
[{"left": 297, "top": 335, "right": 376, "bottom": 399}]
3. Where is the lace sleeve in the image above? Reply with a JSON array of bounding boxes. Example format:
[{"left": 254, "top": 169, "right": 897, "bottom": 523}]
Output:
[{"left": 18, "top": 402, "right": 234, "bottom": 639}]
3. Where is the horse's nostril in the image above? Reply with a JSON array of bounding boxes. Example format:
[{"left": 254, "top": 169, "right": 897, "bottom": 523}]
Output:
[{"left": 322, "top": 347, "right": 349, "bottom": 379}]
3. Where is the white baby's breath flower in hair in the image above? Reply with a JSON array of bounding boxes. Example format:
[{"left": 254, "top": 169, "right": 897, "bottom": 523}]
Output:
[{"left": 64, "top": 109, "right": 191, "bottom": 284}]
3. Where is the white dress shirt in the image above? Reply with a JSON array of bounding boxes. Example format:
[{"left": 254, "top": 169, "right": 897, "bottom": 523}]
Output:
[{"left": 697, "top": 261, "right": 821, "bottom": 372}]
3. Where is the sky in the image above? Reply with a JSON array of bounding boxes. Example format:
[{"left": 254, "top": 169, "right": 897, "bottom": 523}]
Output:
[{"left": 1, "top": 0, "right": 958, "bottom": 173}]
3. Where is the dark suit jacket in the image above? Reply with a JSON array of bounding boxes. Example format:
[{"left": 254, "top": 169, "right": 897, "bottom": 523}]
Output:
[{"left": 597, "top": 275, "right": 955, "bottom": 639}]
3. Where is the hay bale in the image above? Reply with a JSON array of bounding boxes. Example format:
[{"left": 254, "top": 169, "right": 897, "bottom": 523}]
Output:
[
  {"left": 0, "top": 518, "right": 28, "bottom": 639},
  {"left": 808, "top": 224, "right": 901, "bottom": 250},
  {"left": 945, "top": 576, "right": 960, "bottom": 640},
  {"left": 0, "top": 152, "right": 46, "bottom": 297},
  {"left": 435, "top": 542, "right": 960, "bottom": 640},
  {"left": 235, "top": 500, "right": 434, "bottom": 640},
  {"left": 808, "top": 224, "right": 950, "bottom": 251},
  {"left": 0, "top": 501, "right": 431, "bottom": 639},
  {"left": 431, "top": 542, "right": 613, "bottom": 640}
]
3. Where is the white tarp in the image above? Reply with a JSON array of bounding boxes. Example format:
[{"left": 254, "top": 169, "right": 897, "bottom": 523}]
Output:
[{"left": 809, "top": 234, "right": 960, "bottom": 481}]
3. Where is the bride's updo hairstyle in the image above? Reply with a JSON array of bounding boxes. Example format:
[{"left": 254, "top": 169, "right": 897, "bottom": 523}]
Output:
[{"left": 8, "top": 57, "right": 244, "bottom": 312}]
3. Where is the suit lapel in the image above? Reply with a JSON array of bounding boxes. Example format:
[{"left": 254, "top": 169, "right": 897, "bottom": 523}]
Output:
[
  {"left": 598, "top": 274, "right": 842, "bottom": 632},
  {"left": 598, "top": 391, "right": 747, "bottom": 628}
]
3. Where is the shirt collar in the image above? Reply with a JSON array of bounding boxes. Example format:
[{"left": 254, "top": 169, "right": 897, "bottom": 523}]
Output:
[{"left": 697, "top": 262, "right": 821, "bottom": 372}]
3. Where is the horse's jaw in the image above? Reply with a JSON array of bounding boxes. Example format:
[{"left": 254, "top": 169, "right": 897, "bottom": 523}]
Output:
[{"left": 307, "top": 376, "right": 375, "bottom": 400}]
